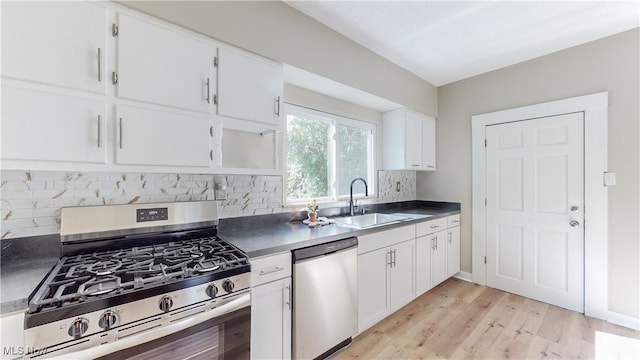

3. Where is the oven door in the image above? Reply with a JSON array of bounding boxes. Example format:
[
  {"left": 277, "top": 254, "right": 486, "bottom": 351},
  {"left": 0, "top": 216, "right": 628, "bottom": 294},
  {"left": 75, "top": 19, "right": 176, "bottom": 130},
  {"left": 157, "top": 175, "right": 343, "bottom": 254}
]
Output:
[{"left": 43, "top": 291, "right": 250, "bottom": 360}]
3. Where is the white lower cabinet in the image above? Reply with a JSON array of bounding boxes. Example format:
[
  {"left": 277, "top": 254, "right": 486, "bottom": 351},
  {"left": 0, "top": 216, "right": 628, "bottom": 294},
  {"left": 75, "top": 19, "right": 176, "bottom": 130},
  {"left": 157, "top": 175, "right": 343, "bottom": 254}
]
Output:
[
  {"left": 250, "top": 252, "right": 292, "bottom": 360},
  {"left": 357, "top": 225, "right": 415, "bottom": 333},
  {"left": 431, "top": 229, "right": 448, "bottom": 286},
  {"left": 0, "top": 310, "right": 25, "bottom": 359},
  {"left": 415, "top": 214, "right": 461, "bottom": 297},
  {"left": 447, "top": 225, "right": 461, "bottom": 277}
]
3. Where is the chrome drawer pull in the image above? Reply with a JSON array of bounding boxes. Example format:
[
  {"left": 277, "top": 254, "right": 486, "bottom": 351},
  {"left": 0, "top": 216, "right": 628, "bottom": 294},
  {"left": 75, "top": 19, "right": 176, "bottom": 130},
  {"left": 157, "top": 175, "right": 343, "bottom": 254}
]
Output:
[
  {"left": 259, "top": 266, "right": 284, "bottom": 276},
  {"left": 430, "top": 225, "right": 439, "bottom": 229}
]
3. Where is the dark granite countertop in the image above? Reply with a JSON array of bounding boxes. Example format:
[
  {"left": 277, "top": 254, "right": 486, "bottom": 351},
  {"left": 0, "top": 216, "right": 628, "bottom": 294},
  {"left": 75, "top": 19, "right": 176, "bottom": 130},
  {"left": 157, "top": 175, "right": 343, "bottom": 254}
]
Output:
[
  {"left": 1, "top": 234, "right": 60, "bottom": 314},
  {"left": 0, "top": 201, "right": 460, "bottom": 314},
  {"left": 220, "top": 202, "right": 460, "bottom": 258}
]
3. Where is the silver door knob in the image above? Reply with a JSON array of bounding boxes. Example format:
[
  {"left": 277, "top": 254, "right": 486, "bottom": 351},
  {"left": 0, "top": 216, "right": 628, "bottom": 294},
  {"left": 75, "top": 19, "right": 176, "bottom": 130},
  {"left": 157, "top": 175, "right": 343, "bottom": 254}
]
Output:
[{"left": 570, "top": 220, "right": 580, "bottom": 227}]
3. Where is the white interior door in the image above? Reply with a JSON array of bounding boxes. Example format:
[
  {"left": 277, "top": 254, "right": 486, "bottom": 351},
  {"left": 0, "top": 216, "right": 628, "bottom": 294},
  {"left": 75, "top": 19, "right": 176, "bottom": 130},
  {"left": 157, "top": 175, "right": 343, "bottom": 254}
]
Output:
[{"left": 486, "top": 112, "right": 584, "bottom": 312}]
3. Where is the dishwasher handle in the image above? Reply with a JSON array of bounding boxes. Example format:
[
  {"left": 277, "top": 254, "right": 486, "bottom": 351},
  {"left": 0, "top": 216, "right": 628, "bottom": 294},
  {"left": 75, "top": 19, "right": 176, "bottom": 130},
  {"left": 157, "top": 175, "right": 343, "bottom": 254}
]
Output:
[{"left": 293, "top": 237, "right": 358, "bottom": 262}]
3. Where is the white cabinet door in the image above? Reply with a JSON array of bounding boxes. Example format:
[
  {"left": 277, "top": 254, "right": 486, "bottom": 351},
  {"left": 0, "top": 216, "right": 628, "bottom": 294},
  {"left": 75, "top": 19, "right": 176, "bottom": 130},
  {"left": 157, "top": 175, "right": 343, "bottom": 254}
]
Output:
[
  {"left": 383, "top": 108, "right": 436, "bottom": 171},
  {"left": 2, "top": 85, "right": 107, "bottom": 164},
  {"left": 251, "top": 277, "right": 291, "bottom": 360},
  {"left": 115, "top": 105, "right": 210, "bottom": 167},
  {"left": 404, "top": 111, "right": 423, "bottom": 169},
  {"left": 415, "top": 235, "right": 433, "bottom": 296},
  {"left": 357, "top": 247, "right": 389, "bottom": 332},
  {"left": 117, "top": 14, "right": 213, "bottom": 113},
  {"left": 1, "top": 310, "right": 25, "bottom": 360},
  {"left": 389, "top": 239, "right": 415, "bottom": 312},
  {"left": 217, "top": 47, "right": 283, "bottom": 126},
  {"left": 431, "top": 229, "right": 448, "bottom": 286},
  {"left": 422, "top": 115, "right": 436, "bottom": 170},
  {"left": 1, "top": 1, "right": 107, "bottom": 93},
  {"left": 447, "top": 226, "right": 461, "bottom": 277}
]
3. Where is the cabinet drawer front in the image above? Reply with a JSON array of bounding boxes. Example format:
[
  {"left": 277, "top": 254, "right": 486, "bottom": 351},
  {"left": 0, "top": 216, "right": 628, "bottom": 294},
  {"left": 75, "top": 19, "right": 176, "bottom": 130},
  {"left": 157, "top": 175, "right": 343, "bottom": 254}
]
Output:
[
  {"left": 416, "top": 218, "right": 448, "bottom": 237},
  {"left": 358, "top": 225, "right": 415, "bottom": 255},
  {"left": 447, "top": 214, "right": 461, "bottom": 228},
  {"left": 251, "top": 252, "right": 292, "bottom": 286}
]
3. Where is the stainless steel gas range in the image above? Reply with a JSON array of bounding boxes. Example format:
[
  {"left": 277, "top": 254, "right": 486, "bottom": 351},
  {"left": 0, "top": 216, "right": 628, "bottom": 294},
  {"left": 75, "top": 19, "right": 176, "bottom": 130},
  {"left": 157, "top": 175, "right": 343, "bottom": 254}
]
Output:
[{"left": 24, "top": 201, "right": 251, "bottom": 360}]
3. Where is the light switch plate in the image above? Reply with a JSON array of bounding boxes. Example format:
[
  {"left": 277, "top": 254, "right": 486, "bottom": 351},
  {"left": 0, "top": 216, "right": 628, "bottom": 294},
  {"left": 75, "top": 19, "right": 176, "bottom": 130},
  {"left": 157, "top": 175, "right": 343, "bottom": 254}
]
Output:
[{"left": 603, "top": 172, "right": 616, "bottom": 186}]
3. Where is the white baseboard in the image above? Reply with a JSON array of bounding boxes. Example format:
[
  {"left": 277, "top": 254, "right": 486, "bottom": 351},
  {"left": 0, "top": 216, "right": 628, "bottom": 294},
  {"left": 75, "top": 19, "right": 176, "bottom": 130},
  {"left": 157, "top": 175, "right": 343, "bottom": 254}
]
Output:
[
  {"left": 454, "top": 271, "right": 473, "bottom": 282},
  {"left": 608, "top": 310, "right": 640, "bottom": 331}
]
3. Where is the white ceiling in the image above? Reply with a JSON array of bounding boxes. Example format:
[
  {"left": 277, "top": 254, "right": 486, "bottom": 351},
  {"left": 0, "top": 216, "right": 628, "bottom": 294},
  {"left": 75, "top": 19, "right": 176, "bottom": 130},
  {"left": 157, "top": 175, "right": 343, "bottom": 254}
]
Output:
[{"left": 285, "top": 0, "right": 640, "bottom": 87}]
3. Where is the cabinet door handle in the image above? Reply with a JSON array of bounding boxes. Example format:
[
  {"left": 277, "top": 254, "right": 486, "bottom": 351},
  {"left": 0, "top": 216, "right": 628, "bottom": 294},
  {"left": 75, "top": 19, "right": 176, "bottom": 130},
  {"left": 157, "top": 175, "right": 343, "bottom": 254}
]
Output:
[
  {"left": 206, "top": 78, "right": 210, "bottom": 104},
  {"left": 275, "top": 96, "right": 281, "bottom": 116},
  {"left": 284, "top": 285, "right": 291, "bottom": 311},
  {"left": 387, "top": 251, "right": 392, "bottom": 267},
  {"left": 259, "top": 266, "right": 284, "bottom": 276},
  {"left": 392, "top": 249, "right": 396, "bottom": 267},
  {"left": 430, "top": 225, "right": 439, "bottom": 229},
  {"left": 451, "top": 219, "right": 459, "bottom": 224},
  {"left": 432, "top": 236, "right": 437, "bottom": 250},
  {"left": 448, "top": 232, "right": 452, "bottom": 243},
  {"left": 411, "top": 164, "right": 421, "bottom": 167},
  {"left": 97, "top": 48, "right": 102, "bottom": 82},
  {"left": 97, "top": 114, "right": 102, "bottom": 148},
  {"left": 119, "top": 117, "right": 123, "bottom": 149}
]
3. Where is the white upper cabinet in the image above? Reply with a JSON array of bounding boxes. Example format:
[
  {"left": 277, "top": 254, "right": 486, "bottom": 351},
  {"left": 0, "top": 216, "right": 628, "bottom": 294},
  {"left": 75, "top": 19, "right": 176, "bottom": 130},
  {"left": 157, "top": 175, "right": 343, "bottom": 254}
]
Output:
[
  {"left": 115, "top": 105, "right": 211, "bottom": 168},
  {"left": 1, "top": 1, "right": 108, "bottom": 93},
  {"left": 422, "top": 115, "right": 436, "bottom": 170},
  {"left": 383, "top": 108, "right": 436, "bottom": 171},
  {"left": 2, "top": 85, "right": 107, "bottom": 165},
  {"left": 216, "top": 47, "right": 283, "bottom": 126},
  {"left": 116, "top": 14, "right": 213, "bottom": 113}
]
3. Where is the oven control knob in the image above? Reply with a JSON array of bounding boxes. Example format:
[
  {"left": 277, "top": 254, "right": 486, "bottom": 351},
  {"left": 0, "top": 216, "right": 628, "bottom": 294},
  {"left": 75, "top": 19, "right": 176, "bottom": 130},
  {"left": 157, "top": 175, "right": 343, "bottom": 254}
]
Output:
[
  {"left": 206, "top": 284, "right": 219, "bottom": 298},
  {"left": 68, "top": 318, "right": 89, "bottom": 338},
  {"left": 222, "top": 279, "right": 235, "bottom": 293},
  {"left": 98, "top": 310, "right": 118, "bottom": 330},
  {"left": 159, "top": 295, "right": 174, "bottom": 312}
]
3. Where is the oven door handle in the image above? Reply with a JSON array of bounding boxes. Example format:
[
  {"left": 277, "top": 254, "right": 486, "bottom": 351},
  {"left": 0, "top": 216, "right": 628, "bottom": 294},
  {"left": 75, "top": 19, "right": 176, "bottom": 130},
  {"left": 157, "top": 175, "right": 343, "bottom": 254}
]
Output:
[{"left": 44, "top": 292, "right": 250, "bottom": 360}]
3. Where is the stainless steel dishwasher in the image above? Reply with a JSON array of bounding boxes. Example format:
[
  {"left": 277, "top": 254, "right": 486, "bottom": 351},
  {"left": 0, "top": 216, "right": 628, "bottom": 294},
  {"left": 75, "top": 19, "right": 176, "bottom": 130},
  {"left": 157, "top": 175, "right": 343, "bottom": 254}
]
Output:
[{"left": 293, "top": 237, "right": 358, "bottom": 359}]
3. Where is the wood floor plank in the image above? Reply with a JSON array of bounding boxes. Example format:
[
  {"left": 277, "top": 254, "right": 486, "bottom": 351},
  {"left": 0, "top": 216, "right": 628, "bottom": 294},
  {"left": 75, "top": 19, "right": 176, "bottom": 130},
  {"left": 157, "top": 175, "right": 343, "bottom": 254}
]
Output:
[{"left": 336, "top": 278, "right": 640, "bottom": 360}]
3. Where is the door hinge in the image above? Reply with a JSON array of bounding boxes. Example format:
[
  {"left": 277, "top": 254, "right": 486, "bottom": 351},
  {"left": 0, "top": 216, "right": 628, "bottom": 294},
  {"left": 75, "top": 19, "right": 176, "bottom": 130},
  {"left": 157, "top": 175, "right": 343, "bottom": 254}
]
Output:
[
  {"left": 112, "top": 72, "right": 118, "bottom": 85},
  {"left": 213, "top": 94, "right": 218, "bottom": 105},
  {"left": 210, "top": 150, "right": 213, "bottom": 160},
  {"left": 209, "top": 126, "right": 213, "bottom": 137},
  {"left": 213, "top": 57, "right": 218, "bottom": 67},
  {"left": 484, "top": 198, "right": 487, "bottom": 206},
  {"left": 484, "top": 256, "right": 487, "bottom": 264},
  {"left": 484, "top": 139, "right": 487, "bottom": 147},
  {"left": 112, "top": 24, "right": 119, "bottom": 37}
]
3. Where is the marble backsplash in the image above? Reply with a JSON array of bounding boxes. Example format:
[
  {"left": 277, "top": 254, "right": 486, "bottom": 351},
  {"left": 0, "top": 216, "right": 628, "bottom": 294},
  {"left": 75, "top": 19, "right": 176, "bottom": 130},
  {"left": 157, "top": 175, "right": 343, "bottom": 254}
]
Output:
[{"left": 0, "top": 169, "right": 416, "bottom": 239}]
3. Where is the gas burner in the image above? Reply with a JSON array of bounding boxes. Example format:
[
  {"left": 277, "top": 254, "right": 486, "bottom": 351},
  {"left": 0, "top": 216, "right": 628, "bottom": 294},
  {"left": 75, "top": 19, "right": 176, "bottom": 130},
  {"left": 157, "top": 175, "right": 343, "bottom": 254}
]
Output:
[
  {"left": 78, "top": 276, "right": 122, "bottom": 296},
  {"left": 194, "top": 260, "right": 221, "bottom": 273},
  {"left": 87, "top": 259, "right": 123, "bottom": 276}
]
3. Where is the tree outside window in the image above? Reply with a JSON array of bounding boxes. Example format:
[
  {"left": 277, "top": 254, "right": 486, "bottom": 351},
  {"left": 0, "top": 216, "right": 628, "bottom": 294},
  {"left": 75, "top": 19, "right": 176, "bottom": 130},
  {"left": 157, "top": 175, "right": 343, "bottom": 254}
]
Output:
[{"left": 285, "top": 104, "right": 375, "bottom": 203}]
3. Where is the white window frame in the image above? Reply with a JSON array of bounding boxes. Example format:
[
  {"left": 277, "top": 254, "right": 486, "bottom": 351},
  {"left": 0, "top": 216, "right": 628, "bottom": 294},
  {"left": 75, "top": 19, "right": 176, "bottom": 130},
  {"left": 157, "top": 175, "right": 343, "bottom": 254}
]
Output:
[{"left": 284, "top": 103, "right": 376, "bottom": 205}]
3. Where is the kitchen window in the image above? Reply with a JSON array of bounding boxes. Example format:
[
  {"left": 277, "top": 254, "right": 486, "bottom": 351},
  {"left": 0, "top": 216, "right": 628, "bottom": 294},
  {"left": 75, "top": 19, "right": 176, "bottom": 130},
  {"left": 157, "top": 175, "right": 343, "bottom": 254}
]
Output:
[{"left": 285, "top": 104, "right": 375, "bottom": 203}]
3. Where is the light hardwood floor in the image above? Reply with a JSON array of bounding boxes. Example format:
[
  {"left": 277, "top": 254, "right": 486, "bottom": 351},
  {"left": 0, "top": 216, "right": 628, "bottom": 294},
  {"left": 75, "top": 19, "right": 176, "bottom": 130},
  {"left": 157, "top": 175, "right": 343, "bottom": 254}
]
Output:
[{"left": 336, "top": 278, "right": 640, "bottom": 359}]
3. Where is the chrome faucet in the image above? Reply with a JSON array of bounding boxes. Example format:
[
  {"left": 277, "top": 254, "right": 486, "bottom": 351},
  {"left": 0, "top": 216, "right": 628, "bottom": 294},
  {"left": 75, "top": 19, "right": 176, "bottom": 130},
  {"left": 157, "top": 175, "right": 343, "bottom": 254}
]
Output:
[{"left": 349, "top": 178, "right": 369, "bottom": 216}]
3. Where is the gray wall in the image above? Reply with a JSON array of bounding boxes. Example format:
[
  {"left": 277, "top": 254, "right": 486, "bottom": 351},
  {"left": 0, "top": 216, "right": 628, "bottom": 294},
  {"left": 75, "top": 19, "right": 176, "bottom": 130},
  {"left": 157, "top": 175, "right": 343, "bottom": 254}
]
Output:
[
  {"left": 117, "top": 0, "right": 437, "bottom": 117},
  {"left": 418, "top": 29, "right": 640, "bottom": 318}
]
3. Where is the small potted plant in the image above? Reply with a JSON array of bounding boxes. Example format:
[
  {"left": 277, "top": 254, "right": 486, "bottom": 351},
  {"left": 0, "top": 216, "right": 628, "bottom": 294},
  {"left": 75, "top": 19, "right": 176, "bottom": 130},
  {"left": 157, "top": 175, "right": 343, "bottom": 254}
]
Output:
[{"left": 307, "top": 200, "right": 319, "bottom": 222}]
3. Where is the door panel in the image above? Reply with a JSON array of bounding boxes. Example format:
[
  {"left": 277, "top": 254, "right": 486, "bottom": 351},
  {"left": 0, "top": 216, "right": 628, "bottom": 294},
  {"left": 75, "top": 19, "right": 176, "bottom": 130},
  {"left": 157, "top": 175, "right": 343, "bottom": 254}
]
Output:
[
  {"left": 486, "top": 112, "right": 584, "bottom": 312},
  {"left": 497, "top": 224, "right": 524, "bottom": 281},
  {"left": 357, "top": 248, "right": 389, "bottom": 332}
]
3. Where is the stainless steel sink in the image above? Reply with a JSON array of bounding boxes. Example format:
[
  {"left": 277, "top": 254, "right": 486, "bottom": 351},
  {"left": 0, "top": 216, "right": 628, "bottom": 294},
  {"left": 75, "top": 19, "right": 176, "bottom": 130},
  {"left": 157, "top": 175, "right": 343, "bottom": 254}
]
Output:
[{"left": 333, "top": 213, "right": 410, "bottom": 229}]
